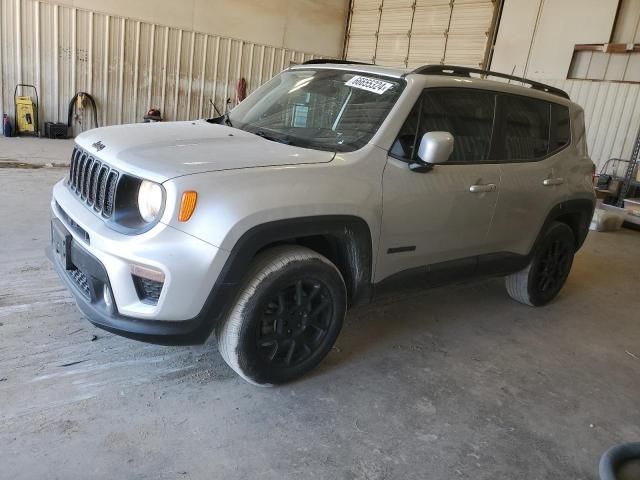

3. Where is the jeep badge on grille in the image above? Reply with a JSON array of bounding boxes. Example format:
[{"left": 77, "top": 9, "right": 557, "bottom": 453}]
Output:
[{"left": 92, "top": 141, "right": 106, "bottom": 151}]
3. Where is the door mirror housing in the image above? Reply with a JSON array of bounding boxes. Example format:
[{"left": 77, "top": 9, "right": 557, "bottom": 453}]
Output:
[
  {"left": 417, "top": 131, "right": 454, "bottom": 165},
  {"left": 409, "top": 131, "right": 454, "bottom": 173}
]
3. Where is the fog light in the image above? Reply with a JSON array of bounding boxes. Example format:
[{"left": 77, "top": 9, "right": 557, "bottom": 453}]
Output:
[{"left": 103, "top": 284, "right": 114, "bottom": 314}]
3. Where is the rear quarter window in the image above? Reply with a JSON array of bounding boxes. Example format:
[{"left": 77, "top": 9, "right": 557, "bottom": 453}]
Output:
[{"left": 550, "top": 103, "right": 571, "bottom": 152}]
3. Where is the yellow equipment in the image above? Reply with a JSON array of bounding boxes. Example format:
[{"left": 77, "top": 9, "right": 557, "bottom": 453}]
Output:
[
  {"left": 16, "top": 96, "right": 35, "bottom": 133},
  {"left": 14, "top": 84, "right": 40, "bottom": 136}
]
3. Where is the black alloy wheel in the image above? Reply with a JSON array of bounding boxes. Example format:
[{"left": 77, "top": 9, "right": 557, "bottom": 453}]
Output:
[
  {"left": 256, "top": 279, "right": 333, "bottom": 367},
  {"left": 216, "top": 246, "right": 346, "bottom": 385},
  {"left": 533, "top": 237, "right": 573, "bottom": 295},
  {"left": 505, "top": 221, "right": 576, "bottom": 307}
]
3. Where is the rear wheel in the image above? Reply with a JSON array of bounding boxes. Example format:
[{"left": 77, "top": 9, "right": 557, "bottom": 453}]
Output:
[
  {"left": 505, "top": 222, "right": 575, "bottom": 306},
  {"left": 216, "top": 245, "right": 346, "bottom": 386}
]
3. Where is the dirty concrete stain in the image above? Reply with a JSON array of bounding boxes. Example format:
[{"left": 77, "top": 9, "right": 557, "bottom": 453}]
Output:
[{"left": 0, "top": 160, "right": 69, "bottom": 169}]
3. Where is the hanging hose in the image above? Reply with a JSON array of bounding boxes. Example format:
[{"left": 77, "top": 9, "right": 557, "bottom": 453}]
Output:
[
  {"left": 67, "top": 92, "right": 98, "bottom": 129},
  {"left": 236, "top": 78, "right": 247, "bottom": 104}
]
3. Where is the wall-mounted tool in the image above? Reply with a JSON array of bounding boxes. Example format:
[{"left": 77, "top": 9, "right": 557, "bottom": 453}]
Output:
[{"left": 68, "top": 92, "right": 98, "bottom": 135}]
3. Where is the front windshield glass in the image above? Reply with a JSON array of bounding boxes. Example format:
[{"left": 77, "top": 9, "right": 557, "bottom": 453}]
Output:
[{"left": 226, "top": 69, "right": 405, "bottom": 152}]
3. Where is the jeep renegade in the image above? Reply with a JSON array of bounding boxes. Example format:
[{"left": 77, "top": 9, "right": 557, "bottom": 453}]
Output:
[{"left": 48, "top": 62, "right": 596, "bottom": 385}]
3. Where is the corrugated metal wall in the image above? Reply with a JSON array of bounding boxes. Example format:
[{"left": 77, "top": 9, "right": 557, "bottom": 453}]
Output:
[
  {"left": 0, "top": 0, "right": 319, "bottom": 135},
  {"left": 2, "top": 0, "right": 637, "bottom": 171},
  {"left": 345, "top": 0, "right": 496, "bottom": 68},
  {"left": 546, "top": 78, "right": 640, "bottom": 172}
]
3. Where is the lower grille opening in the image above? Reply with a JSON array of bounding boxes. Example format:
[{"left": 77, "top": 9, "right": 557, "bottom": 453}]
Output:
[
  {"left": 68, "top": 268, "right": 91, "bottom": 299},
  {"left": 133, "top": 275, "right": 163, "bottom": 305}
]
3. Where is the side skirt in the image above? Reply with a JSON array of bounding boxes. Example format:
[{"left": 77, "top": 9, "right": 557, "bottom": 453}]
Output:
[{"left": 371, "top": 252, "right": 529, "bottom": 300}]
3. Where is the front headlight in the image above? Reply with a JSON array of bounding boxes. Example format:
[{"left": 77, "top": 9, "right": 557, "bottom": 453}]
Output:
[{"left": 137, "top": 180, "right": 164, "bottom": 223}]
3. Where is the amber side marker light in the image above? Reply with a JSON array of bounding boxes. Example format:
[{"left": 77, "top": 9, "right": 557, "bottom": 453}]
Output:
[{"left": 178, "top": 191, "right": 198, "bottom": 222}]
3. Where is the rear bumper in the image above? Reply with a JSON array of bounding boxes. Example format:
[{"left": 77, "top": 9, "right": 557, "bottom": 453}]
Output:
[{"left": 46, "top": 241, "right": 210, "bottom": 345}]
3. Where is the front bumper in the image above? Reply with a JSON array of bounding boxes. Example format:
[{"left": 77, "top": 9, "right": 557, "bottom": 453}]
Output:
[
  {"left": 47, "top": 242, "right": 208, "bottom": 344},
  {"left": 49, "top": 179, "right": 232, "bottom": 344}
]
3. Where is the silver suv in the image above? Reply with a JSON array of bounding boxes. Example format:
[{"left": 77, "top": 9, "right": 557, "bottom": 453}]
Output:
[{"left": 48, "top": 62, "right": 596, "bottom": 385}]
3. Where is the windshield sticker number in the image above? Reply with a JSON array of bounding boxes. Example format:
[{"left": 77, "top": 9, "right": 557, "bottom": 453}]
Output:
[{"left": 345, "top": 76, "right": 394, "bottom": 95}]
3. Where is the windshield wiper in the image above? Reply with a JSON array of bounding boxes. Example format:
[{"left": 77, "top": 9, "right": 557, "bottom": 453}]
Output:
[
  {"left": 253, "top": 130, "right": 291, "bottom": 145},
  {"left": 222, "top": 112, "right": 233, "bottom": 127},
  {"left": 207, "top": 111, "right": 234, "bottom": 127}
]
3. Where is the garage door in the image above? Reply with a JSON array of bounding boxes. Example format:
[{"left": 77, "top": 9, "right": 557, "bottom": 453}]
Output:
[{"left": 345, "top": 0, "right": 497, "bottom": 68}]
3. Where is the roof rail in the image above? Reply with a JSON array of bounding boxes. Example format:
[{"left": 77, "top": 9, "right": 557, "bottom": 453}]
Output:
[
  {"left": 409, "top": 64, "right": 570, "bottom": 100},
  {"left": 302, "top": 58, "right": 374, "bottom": 66}
]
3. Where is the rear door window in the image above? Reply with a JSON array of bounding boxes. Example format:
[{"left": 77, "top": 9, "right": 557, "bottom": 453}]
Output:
[{"left": 501, "top": 95, "right": 550, "bottom": 161}]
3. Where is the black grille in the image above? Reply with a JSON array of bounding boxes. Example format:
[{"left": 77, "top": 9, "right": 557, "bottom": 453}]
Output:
[
  {"left": 133, "top": 275, "right": 163, "bottom": 305},
  {"left": 68, "top": 147, "right": 119, "bottom": 218},
  {"left": 68, "top": 269, "right": 91, "bottom": 299}
]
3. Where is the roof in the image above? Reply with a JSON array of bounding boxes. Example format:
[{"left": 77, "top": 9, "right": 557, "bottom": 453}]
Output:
[
  {"left": 290, "top": 61, "right": 570, "bottom": 101},
  {"left": 289, "top": 62, "right": 409, "bottom": 79}
]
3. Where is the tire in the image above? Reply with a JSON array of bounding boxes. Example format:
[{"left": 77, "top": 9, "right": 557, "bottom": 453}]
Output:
[
  {"left": 216, "top": 245, "right": 347, "bottom": 386},
  {"left": 505, "top": 222, "right": 575, "bottom": 307}
]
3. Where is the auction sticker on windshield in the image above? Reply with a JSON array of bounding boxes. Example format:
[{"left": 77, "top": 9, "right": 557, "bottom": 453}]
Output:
[{"left": 345, "top": 76, "right": 394, "bottom": 95}]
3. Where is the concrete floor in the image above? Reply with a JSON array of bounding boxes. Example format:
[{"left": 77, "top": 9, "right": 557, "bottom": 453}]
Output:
[
  {"left": 1, "top": 164, "right": 639, "bottom": 480},
  {"left": 0, "top": 135, "right": 74, "bottom": 167}
]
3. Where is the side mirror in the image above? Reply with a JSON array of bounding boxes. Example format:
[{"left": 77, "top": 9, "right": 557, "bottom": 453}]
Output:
[{"left": 410, "top": 131, "right": 454, "bottom": 172}]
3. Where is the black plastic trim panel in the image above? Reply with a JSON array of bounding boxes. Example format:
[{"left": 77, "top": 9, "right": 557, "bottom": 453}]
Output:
[
  {"left": 533, "top": 198, "right": 595, "bottom": 252},
  {"left": 302, "top": 59, "right": 374, "bottom": 66},
  {"left": 387, "top": 246, "right": 416, "bottom": 254},
  {"left": 409, "top": 64, "right": 570, "bottom": 99}
]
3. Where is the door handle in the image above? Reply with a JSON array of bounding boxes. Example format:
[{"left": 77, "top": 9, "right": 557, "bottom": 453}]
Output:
[
  {"left": 469, "top": 183, "right": 497, "bottom": 193},
  {"left": 543, "top": 178, "right": 564, "bottom": 186}
]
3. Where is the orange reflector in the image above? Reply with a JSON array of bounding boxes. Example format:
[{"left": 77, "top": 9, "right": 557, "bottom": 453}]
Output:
[
  {"left": 130, "top": 263, "right": 165, "bottom": 282},
  {"left": 178, "top": 191, "right": 197, "bottom": 222}
]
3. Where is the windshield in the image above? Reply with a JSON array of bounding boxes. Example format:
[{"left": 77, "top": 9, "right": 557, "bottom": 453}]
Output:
[{"left": 224, "top": 69, "right": 405, "bottom": 152}]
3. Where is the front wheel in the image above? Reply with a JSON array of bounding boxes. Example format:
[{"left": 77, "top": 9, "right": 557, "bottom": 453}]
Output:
[
  {"left": 505, "top": 222, "right": 575, "bottom": 306},
  {"left": 216, "top": 245, "right": 347, "bottom": 386}
]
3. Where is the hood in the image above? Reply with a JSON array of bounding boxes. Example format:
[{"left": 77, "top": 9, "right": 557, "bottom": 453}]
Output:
[{"left": 75, "top": 120, "right": 335, "bottom": 183}]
